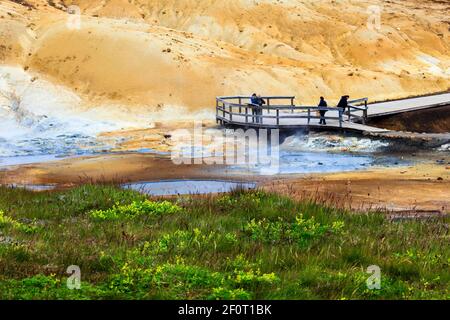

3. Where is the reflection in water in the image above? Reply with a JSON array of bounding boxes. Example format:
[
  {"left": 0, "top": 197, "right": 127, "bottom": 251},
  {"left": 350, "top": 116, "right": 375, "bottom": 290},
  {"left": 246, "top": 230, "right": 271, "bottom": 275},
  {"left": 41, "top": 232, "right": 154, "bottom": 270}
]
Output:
[
  {"left": 123, "top": 180, "right": 256, "bottom": 196},
  {"left": 3, "top": 184, "right": 56, "bottom": 191}
]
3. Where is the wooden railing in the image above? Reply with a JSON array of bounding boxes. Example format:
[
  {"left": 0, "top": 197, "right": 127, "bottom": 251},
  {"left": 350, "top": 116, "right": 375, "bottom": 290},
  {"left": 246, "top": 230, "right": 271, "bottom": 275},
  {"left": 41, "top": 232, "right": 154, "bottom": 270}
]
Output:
[
  {"left": 347, "top": 98, "right": 369, "bottom": 124},
  {"left": 216, "top": 96, "right": 369, "bottom": 128}
]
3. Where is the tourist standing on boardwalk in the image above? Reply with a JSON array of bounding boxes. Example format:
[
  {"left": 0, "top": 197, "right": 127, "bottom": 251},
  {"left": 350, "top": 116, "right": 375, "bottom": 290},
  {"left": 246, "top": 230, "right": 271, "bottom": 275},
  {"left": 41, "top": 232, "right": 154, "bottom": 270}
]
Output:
[
  {"left": 337, "top": 95, "right": 350, "bottom": 113},
  {"left": 250, "top": 93, "right": 259, "bottom": 105},
  {"left": 250, "top": 94, "right": 266, "bottom": 124},
  {"left": 250, "top": 93, "right": 259, "bottom": 123},
  {"left": 256, "top": 95, "right": 266, "bottom": 124},
  {"left": 318, "top": 96, "right": 328, "bottom": 125}
]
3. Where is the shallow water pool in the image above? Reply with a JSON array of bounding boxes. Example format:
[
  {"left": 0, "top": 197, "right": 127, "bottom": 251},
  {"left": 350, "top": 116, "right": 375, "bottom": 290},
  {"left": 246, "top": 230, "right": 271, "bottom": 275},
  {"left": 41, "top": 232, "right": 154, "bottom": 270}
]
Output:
[
  {"left": 123, "top": 180, "right": 257, "bottom": 196},
  {"left": 0, "top": 154, "right": 69, "bottom": 167},
  {"left": 3, "top": 184, "right": 56, "bottom": 191}
]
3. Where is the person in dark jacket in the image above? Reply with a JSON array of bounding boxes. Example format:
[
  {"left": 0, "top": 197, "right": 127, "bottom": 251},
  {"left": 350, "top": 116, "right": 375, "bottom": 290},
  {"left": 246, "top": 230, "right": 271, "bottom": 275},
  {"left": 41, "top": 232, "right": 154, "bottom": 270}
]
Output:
[
  {"left": 249, "top": 94, "right": 265, "bottom": 124},
  {"left": 256, "top": 95, "right": 266, "bottom": 124},
  {"left": 337, "top": 95, "right": 350, "bottom": 112},
  {"left": 257, "top": 95, "right": 266, "bottom": 106},
  {"left": 250, "top": 93, "right": 259, "bottom": 123},
  {"left": 318, "top": 96, "right": 328, "bottom": 125}
]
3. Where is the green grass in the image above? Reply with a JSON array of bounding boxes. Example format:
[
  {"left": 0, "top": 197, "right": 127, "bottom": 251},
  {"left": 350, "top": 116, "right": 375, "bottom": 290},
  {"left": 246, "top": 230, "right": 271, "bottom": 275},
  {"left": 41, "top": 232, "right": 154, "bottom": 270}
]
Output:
[{"left": 0, "top": 185, "right": 448, "bottom": 300}]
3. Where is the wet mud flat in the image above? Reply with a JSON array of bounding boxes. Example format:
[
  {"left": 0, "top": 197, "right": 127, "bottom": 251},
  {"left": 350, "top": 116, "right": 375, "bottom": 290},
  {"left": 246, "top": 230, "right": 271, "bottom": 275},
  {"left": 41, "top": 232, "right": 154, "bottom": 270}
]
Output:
[
  {"left": 0, "top": 124, "right": 448, "bottom": 212},
  {"left": 0, "top": 148, "right": 448, "bottom": 213}
]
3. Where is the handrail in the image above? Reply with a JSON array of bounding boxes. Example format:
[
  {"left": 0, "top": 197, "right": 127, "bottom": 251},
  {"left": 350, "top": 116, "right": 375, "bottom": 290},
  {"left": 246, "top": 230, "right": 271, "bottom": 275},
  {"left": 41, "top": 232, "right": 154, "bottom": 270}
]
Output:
[
  {"left": 217, "top": 105, "right": 342, "bottom": 112},
  {"left": 217, "top": 96, "right": 295, "bottom": 100},
  {"left": 219, "top": 103, "right": 341, "bottom": 111},
  {"left": 348, "top": 98, "right": 369, "bottom": 105},
  {"left": 348, "top": 106, "right": 366, "bottom": 111},
  {"left": 217, "top": 107, "right": 341, "bottom": 117}
]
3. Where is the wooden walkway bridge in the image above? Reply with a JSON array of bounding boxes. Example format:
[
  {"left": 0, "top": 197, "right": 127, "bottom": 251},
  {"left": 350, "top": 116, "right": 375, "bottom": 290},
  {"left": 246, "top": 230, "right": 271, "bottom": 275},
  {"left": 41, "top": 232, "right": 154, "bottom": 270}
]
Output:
[
  {"left": 215, "top": 93, "right": 450, "bottom": 134},
  {"left": 364, "top": 92, "right": 450, "bottom": 118}
]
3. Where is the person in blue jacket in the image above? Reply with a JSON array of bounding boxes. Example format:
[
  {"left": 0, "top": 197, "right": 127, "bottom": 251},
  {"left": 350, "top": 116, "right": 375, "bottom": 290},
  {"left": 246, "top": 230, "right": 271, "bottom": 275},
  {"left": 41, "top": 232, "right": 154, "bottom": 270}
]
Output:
[{"left": 250, "top": 93, "right": 265, "bottom": 123}]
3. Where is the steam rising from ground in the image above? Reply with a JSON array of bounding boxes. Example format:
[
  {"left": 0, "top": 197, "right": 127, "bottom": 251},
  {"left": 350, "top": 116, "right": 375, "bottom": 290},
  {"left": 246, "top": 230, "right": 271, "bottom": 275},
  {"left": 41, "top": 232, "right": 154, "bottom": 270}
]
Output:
[{"left": 281, "top": 133, "right": 389, "bottom": 153}]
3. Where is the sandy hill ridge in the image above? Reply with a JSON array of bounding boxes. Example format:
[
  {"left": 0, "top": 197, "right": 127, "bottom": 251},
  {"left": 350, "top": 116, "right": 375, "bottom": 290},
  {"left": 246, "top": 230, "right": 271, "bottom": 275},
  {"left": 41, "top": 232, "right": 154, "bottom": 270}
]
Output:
[{"left": 0, "top": 0, "right": 449, "bottom": 116}]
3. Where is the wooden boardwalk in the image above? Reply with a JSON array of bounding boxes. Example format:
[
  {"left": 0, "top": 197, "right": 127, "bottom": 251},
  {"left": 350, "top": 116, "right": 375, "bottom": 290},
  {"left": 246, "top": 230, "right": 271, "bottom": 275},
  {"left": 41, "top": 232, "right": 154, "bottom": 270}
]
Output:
[
  {"left": 216, "top": 93, "right": 450, "bottom": 134},
  {"left": 366, "top": 93, "right": 450, "bottom": 118}
]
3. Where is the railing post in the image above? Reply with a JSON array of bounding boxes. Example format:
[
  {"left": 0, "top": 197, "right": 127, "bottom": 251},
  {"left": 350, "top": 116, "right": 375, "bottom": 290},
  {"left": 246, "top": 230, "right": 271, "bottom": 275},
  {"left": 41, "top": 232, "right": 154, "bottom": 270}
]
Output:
[
  {"left": 245, "top": 107, "right": 248, "bottom": 124},
  {"left": 216, "top": 99, "right": 219, "bottom": 124},
  {"left": 238, "top": 97, "right": 242, "bottom": 113},
  {"left": 276, "top": 108, "right": 280, "bottom": 125},
  {"left": 229, "top": 104, "right": 233, "bottom": 122},
  {"left": 251, "top": 105, "right": 255, "bottom": 123},
  {"left": 290, "top": 97, "right": 294, "bottom": 114},
  {"left": 260, "top": 106, "right": 263, "bottom": 125},
  {"left": 267, "top": 98, "right": 270, "bottom": 114},
  {"left": 339, "top": 109, "right": 343, "bottom": 128},
  {"left": 308, "top": 109, "right": 311, "bottom": 124},
  {"left": 363, "top": 100, "right": 368, "bottom": 124}
]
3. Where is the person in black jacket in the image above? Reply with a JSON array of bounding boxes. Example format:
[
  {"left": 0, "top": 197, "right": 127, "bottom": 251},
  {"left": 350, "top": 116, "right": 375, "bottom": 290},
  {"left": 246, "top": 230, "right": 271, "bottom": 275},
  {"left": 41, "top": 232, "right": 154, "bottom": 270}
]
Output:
[
  {"left": 257, "top": 95, "right": 266, "bottom": 107},
  {"left": 337, "top": 95, "right": 350, "bottom": 112},
  {"left": 318, "top": 96, "right": 328, "bottom": 125}
]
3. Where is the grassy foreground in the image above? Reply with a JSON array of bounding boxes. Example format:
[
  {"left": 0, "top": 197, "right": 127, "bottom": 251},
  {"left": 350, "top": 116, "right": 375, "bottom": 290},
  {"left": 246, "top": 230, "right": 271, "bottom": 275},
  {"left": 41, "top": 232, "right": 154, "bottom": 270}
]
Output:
[{"left": 0, "top": 185, "right": 448, "bottom": 300}]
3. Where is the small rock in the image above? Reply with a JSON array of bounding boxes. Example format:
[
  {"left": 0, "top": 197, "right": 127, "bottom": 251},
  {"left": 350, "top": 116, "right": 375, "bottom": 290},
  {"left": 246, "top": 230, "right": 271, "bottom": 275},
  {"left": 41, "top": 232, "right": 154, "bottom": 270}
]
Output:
[{"left": 437, "top": 177, "right": 443, "bottom": 181}]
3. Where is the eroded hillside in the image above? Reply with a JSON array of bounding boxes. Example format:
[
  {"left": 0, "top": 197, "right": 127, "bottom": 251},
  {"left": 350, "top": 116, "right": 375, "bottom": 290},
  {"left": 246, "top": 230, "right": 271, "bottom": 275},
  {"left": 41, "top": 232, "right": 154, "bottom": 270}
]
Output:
[{"left": 0, "top": 0, "right": 449, "bottom": 115}]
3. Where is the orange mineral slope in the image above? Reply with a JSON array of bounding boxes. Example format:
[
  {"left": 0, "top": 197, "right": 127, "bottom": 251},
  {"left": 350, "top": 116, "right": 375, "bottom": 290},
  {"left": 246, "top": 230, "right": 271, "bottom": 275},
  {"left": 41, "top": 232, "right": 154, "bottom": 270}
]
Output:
[{"left": 0, "top": 0, "right": 449, "bottom": 114}]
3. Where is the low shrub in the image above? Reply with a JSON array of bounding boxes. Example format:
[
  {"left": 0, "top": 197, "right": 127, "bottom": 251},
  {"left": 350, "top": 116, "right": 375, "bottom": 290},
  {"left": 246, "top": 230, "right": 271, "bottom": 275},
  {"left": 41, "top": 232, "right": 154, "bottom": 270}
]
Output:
[
  {"left": 90, "top": 200, "right": 181, "bottom": 221},
  {"left": 106, "top": 255, "right": 279, "bottom": 299},
  {"left": 244, "top": 214, "right": 344, "bottom": 245},
  {"left": 0, "top": 211, "right": 39, "bottom": 234}
]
